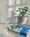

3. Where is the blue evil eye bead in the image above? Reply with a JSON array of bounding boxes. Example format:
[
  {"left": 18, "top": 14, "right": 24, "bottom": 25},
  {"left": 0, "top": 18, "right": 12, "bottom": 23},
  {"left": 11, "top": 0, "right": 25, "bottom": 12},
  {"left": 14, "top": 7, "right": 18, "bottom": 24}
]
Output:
[{"left": 19, "top": 17, "right": 23, "bottom": 22}]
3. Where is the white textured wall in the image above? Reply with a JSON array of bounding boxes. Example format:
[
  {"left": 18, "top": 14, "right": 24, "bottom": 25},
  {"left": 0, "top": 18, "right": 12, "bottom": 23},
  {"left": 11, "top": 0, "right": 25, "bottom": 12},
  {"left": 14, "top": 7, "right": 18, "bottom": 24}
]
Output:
[
  {"left": 0, "top": 0, "right": 30, "bottom": 24},
  {"left": 26, "top": 0, "right": 30, "bottom": 24},
  {"left": 0, "top": 0, "right": 8, "bottom": 23}
]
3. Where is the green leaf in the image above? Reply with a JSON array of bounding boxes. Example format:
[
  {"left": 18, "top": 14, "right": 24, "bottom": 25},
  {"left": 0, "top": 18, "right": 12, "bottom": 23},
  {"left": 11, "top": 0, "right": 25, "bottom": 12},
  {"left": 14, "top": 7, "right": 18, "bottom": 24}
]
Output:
[{"left": 16, "top": 10, "right": 18, "bottom": 12}]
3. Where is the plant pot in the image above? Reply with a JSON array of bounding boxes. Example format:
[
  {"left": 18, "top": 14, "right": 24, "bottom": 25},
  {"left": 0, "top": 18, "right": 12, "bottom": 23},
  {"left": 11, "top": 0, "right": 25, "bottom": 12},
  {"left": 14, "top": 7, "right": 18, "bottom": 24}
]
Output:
[
  {"left": 18, "top": 16, "right": 23, "bottom": 24},
  {"left": 18, "top": 16, "right": 28, "bottom": 25}
]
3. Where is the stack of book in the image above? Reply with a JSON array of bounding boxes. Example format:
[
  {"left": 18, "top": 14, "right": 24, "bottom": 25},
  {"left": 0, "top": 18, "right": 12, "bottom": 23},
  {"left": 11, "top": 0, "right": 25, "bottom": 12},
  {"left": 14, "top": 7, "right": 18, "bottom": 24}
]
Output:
[{"left": 8, "top": 25, "right": 29, "bottom": 36}]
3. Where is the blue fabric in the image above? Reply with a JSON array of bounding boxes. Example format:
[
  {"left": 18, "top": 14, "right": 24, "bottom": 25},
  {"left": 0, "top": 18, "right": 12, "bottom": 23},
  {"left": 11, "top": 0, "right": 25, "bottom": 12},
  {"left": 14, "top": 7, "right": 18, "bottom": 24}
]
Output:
[{"left": 20, "top": 27, "right": 29, "bottom": 36}]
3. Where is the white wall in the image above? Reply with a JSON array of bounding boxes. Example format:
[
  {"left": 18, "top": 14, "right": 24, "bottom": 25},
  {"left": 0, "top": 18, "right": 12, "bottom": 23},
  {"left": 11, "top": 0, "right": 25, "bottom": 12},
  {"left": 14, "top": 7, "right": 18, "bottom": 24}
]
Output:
[
  {"left": 0, "top": 0, "right": 8, "bottom": 23},
  {"left": 0, "top": 0, "right": 30, "bottom": 24}
]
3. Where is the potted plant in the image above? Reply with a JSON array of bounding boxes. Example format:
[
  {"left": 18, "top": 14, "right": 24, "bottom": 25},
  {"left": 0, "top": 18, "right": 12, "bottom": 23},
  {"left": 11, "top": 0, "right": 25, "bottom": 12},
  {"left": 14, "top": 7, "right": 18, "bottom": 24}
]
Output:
[{"left": 16, "top": 7, "right": 28, "bottom": 24}]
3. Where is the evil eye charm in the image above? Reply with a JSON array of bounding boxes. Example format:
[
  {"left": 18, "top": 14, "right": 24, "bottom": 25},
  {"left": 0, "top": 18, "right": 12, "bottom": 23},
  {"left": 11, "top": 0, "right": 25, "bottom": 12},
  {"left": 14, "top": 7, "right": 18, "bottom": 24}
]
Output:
[{"left": 19, "top": 17, "right": 23, "bottom": 22}]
